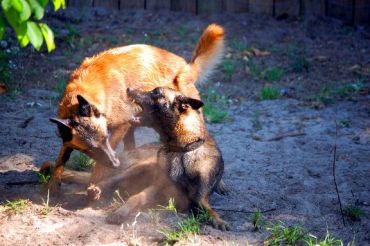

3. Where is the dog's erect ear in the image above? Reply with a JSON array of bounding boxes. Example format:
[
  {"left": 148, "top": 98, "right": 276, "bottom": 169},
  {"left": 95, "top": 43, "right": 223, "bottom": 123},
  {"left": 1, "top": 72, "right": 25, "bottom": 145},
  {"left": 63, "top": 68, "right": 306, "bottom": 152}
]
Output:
[
  {"left": 176, "top": 96, "right": 204, "bottom": 112},
  {"left": 77, "top": 95, "right": 101, "bottom": 117},
  {"left": 50, "top": 118, "right": 72, "bottom": 142}
]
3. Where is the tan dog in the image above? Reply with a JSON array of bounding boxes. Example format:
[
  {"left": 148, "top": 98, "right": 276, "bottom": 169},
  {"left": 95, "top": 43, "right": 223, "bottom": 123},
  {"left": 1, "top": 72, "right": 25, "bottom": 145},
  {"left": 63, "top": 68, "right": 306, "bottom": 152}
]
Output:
[
  {"left": 127, "top": 87, "right": 229, "bottom": 230},
  {"left": 47, "top": 24, "right": 225, "bottom": 192}
]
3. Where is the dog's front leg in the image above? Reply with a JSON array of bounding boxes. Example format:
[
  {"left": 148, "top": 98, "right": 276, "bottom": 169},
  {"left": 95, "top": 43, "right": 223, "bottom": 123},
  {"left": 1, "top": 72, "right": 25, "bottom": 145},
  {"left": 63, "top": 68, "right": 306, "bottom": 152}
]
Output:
[
  {"left": 44, "top": 145, "right": 73, "bottom": 193},
  {"left": 199, "top": 196, "right": 229, "bottom": 231}
]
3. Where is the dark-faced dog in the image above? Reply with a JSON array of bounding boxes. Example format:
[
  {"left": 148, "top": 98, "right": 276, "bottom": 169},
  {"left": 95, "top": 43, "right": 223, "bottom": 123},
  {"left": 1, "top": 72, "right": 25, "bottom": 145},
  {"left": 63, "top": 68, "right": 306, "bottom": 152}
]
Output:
[{"left": 127, "top": 87, "right": 228, "bottom": 230}]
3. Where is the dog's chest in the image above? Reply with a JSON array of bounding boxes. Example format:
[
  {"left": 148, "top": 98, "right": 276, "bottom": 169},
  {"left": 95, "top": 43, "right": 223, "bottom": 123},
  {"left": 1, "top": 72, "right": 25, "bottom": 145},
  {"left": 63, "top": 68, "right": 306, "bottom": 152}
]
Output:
[{"left": 159, "top": 149, "right": 199, "bottom": 185}]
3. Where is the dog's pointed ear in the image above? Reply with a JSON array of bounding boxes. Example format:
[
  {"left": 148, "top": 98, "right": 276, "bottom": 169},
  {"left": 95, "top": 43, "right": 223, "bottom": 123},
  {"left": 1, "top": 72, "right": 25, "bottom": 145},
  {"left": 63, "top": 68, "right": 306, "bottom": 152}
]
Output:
[
  {"left": 50, "top": 118, "right": 71, "bottom": 128},
  {"left": 50, "top": 118, "right": 72, "bottom": 142},
  {"left": 176, "top": 96, "right": 204, "bottom": 111},
  {"left": 77, "top": 95, "right": 92, "bottom": 117},
  {"left": 77, "top": 95, "right": 101, "bottom": 117}
]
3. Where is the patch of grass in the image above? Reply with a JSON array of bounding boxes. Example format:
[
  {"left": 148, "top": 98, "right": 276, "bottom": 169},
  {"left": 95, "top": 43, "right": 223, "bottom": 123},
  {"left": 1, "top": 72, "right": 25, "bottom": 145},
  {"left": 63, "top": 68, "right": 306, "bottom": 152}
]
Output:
[
  {"left": 55, "top": 77, "right": 67, "bottom": 98},
  {"left": 265, "top": 221, "right": 306, "bottom": 246},
  {"left": 160, "top": 214, "right": 201, "bottom": 245},
  {"left": 178, "top": 26, "right": 190, "bottom": 39},
  {"left": 222, "top": 59, "right": 236, "bottom": 80},
  {"left": 247, "top": 60, "right": 263, "bottom": 79},
  {"left": 229, "top": 40, "right": 249, "bottom": 52},
  {"left": 263, "top": 67, "right": 284, "bottom": 82},
  {"left": 345, "top": 206, "right": 365, "bottom": 221},
  {"left": 313, "top": 81, "right": 365, "bottom": 105},
  {"left": 65, "top": 24, "right": 79, "bottom": 48},
  {"left": 289, "top": 56, "right": 310, "bottom": 73},
  {"left": 251, "top": 110, "right": 262, "bottom": 131},
  {"left": 2, "top": 199, "right": 30, "bottom": 214},
  {"left": 159, "top": 205, "right": 210, "bottom": 245},
  {"left": 0, "top": 49, "right": 11, "bottom": 86},
  {"left": 252, "top": 209, "right": 262, "bottom": 231},
  {"left": 338, "top": 119, "right": 351, "bottom": 128},
  {"left": 260, "top": 85, "right": 280, "bottom": 100},
  {"left": 66, "top": 151, "right": 95, "bottom": 171},
  {"left": 158, "top": 198, "right": 177, "bottom": 213},
  {"left": 201, "top": 89, "right": 229, "bottom": 123},
  {"left": 305, "top": 230, "right": 351, "bottom": 246},
  {"left": 37, "top": 172, "right": 51, "bottom": 184}
]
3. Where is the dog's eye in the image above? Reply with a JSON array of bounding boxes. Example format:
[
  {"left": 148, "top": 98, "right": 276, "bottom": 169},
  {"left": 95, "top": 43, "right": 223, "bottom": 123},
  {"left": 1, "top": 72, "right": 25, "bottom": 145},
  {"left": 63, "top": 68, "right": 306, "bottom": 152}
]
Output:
[{"left": 150, "top": 88, "right": 163, "bottom": 99}]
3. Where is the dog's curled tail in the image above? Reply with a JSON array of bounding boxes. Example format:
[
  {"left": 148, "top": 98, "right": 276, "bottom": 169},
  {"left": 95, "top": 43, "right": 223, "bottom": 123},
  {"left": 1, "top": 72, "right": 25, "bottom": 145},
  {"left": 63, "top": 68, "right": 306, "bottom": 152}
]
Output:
[{"left": 190, "top": 24, "right": 225, "bottom": 84}]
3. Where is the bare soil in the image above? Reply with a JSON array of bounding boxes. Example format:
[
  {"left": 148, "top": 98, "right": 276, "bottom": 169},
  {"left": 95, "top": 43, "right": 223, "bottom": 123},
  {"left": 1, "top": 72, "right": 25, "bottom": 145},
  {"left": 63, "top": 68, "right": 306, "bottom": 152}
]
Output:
[{"left": 0, "top": 8, "right": 369, "bottom": 246}]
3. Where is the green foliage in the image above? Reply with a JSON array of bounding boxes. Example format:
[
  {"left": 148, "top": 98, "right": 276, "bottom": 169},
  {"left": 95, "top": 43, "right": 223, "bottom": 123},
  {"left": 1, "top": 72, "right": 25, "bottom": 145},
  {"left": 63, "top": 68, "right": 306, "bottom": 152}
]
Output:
[
  {"left": 263, "top": 67, "right": 284, "bottom": 82},
  {"left": 160, "top": 214, "right": 201, "bottom": 245},
  {"left": 305, "top": 230, "right": 350, "bottom": 246},
  {"left": 55, "top": 76, "right": 66, "bottom": 97},
  {"left": 0, "top": 49, "right": 11, "bottom": 84},
  {"left": 201, "top": 89, "right": 229, "bottom": 123},
  {"left": 159, "top": 206, "right": 210, "bottom": 245},
  {"left": 252, "top": 209, "right": 262, "bottom": 231},
  {"left": 265, "top": 221, "right": 306, "bottom": 245},
  {"left": 260, "top": 85, "right": 280, "bottom": 100},
  {"left": 345, "top": 206, "right": 365, "bottom": 221},
  {"left": 37, "top": 172, "right": 50, "bottom": 184},
  {"left": 222, "top": 59, "right": 236, "bottom": 79},
  {"left": 0, "top": 0, "right": 65, "bottom": 51},
  {"left": 66, "top": 151, "right": 95, "bottom": 171},
  {"left": 157, "top": 198, "right": 177, "bottom": 213},
  {"left": 251, "top": 110, "right": 262, "bottom": 131},
  {"left": 314, "top": 81, "right": 364, "bottom": 105},
  {"left": 289, "top": 56, "right": 310, "bottom": 73},
  {"left": 2, "top": 199, "right": 29, "bottom": 214}
]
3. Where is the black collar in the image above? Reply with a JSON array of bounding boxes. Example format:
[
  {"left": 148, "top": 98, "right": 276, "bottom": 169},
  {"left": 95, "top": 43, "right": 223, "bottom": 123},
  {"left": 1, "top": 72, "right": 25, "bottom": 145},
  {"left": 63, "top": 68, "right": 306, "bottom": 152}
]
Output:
[{"left": 166, "top": 139, "right": 205, "bottom": 152}]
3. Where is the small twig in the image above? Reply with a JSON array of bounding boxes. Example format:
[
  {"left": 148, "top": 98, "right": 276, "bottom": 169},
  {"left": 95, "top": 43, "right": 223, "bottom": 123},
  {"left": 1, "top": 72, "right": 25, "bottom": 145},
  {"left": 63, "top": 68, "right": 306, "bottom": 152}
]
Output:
[
  {"left": 18, "top": 116, "right": 34, "bottom": 128},
  {"left": 332, "top": 123, "right": 346, "bottom": 226},
  {"left": 251, "top": 131, "right": 305, "bottom": 141},
  {"left": 213, "top": 207, "right": 276, "bottom": 214}
]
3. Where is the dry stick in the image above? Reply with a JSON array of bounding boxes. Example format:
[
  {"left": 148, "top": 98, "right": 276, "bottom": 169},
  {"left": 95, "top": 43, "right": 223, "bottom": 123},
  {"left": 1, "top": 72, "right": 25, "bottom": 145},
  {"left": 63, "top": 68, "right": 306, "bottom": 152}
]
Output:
[
  {"left": 213, "top": 207, "right": 276, "bottom": 214},
  {"left": 332, "top": 122, "right": 346, "bottom": 226}
]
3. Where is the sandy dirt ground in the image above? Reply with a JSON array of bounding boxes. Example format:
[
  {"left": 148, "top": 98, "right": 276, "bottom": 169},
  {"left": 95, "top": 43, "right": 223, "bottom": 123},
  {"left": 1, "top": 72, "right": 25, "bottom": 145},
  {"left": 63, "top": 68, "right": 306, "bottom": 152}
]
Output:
[
  {"left": 0, "top": 7, "right": 369, "bottom": 246},
  {"left": 0, "top": 88, "right": 369, "bottom": 245}
]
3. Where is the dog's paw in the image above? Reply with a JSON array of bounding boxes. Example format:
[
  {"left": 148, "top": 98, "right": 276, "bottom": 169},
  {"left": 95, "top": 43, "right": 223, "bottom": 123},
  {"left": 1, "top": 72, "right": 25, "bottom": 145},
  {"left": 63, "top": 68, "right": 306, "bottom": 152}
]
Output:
[
  {"left": 87, "top": 185, "right": 102, "bottom": 201},
  {"left": 211, "top": 218, "right": 230, "bottom": 231}
]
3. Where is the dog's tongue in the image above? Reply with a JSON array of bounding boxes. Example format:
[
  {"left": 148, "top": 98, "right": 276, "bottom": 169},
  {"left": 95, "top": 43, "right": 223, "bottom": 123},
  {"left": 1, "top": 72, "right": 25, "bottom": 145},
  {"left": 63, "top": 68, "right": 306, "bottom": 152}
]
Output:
[{"left": 129, "top": 116, "right": 142, "bottom": 125}]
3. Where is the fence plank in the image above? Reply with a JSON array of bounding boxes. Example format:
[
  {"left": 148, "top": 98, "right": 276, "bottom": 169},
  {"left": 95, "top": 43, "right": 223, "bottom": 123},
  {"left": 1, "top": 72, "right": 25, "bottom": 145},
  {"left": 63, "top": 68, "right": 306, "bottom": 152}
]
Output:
[
  {"left": 302, "top": 0, "right": 326, "bottom": 17},
  {"left": 197, "top": 0, "right": 223, "bottom": 14},
  {"left": 147, "top": 0, "right": 171, "bottom": 10},
  {"left": 94, "top": 0, "right": 119, "bottom": 9},
  {"left": 170, "top": 0, "right": 196, "bottom": 13},
  {"left": 249, "top": 0, "right": 273, "bottom": 15},
  {"left": 354, "top": 0, "right": 370, "bottom": 25},
  {"left": 67, "top": 0, "right": 93, "bottom": 8},
  {"left": 327, "top": 0, "right": 352, "bottom": 23},
  {"left": 120, "top": 0, "right": 145, "bottom": 9},
  {"left": 223, "top": 0, "right": 248, "bottom": 13},
  {"left": 275, "top": 0, "right": 300, "bottom": 17}
]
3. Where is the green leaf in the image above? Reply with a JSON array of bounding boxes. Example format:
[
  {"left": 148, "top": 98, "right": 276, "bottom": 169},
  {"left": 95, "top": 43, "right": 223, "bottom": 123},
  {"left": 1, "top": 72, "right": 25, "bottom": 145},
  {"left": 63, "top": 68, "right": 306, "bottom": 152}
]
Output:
[
  {"left": 4, "top": 8, "right": 29, "bottom": 47},
  {"left": 39, "top": 23, "right": 55, "bottom": 52},
  {"left": 11, "top": 0, "right": 23, "bottom": 12},
  {"left": 37, "top": 0, "right": 49, "bottom": 8},
  {"left": 27, "top": 21, "right": 43, "bottom": 50},
  {"left": 18, "top": 0, "right": 31, "bottom": 21},
  {"left": 1, "top": 0, "right": 13, "bottom": 11},
  {"left": 52, "top": 0, "right": 61, "bottom": 11},
  {"left": 0, "top": 16, "right": 5, "bottom": 40},
  {"left": 29, "top": 0, "right": 45, "bottom": 20}
]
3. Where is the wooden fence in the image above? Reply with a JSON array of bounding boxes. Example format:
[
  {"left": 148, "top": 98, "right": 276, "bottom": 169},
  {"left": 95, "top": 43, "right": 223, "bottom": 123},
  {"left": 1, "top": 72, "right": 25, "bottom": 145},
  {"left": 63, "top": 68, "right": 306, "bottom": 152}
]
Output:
[{"left": 66, "top": 0, "right": 370, "bottom": 25}]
